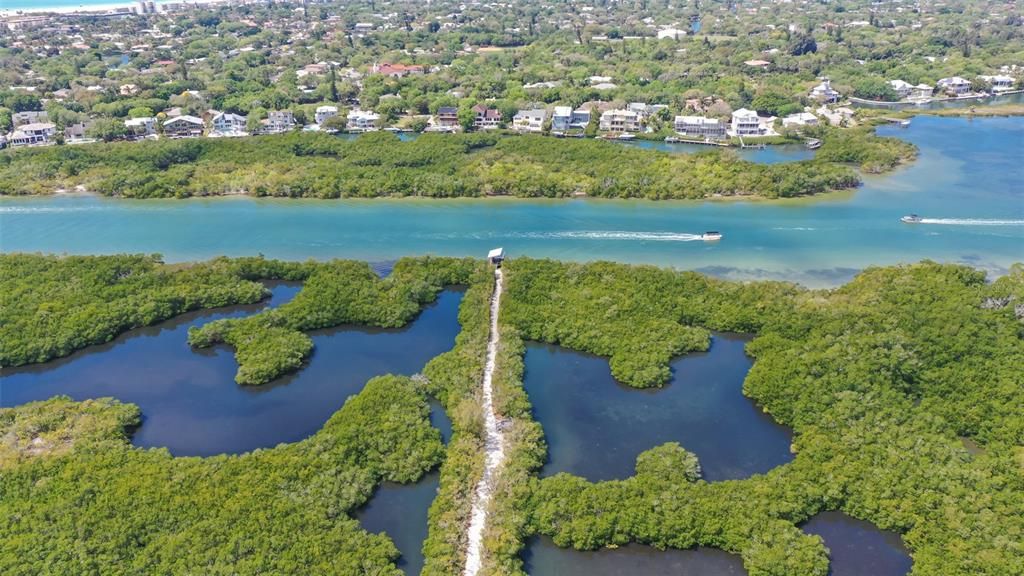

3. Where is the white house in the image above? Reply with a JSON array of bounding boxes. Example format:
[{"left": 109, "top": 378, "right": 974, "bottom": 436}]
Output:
[
  {"left": 673, "top": 116, "right": 726, "bottom": 139},
  {"left": 124, "top": 116, "right": 157, "bottom": 137},
  {"left": 570, "top": 107, "right": 592, "bottom": 129},
  {"left": 512, "top": 108, "right": 547, "bottom": 133},
  {"left": 978, "top": 75, "right": 1015, "bottom": 91},
  {"left": 9, "top": 122, "right": 56, "bottom": 147},
  {"left": 657, "top": 28, "right": 686, "bottom": 40},
  {"left": 911, "top": 84, "right": 934, "bottom": 99},
  {"left": 162, "top": 115, "right": 204, "bottom": 138},
  {"left": 810, "top": 78, "right": 841, "bottom": 103},
  {"left": 889, "top": 80, "right": 914, "bottom": 99},
  {"left": 551, "top": 106, "right": 573, "bottom": 132},
  {"left": 731, "top": 108, "right": 763, "bottom": 136},
  {"left": 315, "top": 105, "right": 339, "bottom": 125},
  {"left": 211, "top": 112, "right": 247, "bottom": 136},
  {"left": 937, "top": 77, "right": 972, "bottom": 96},
  {"left": 347, "top": 109, "right": 380, "bottom": 132},
  {"left": 599, "top": 109, "right": 640, "bottom": 133},
  {"left": 782, "top": 112, "right": 819, "bottom": 128},
  {"left": 263, "top": 110, "right": 296, "bottom": 133}
]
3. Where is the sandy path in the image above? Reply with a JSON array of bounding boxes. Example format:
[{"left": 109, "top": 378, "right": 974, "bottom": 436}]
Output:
[{"left": 462, "top": 268, "right": 507, "bottom": 576}]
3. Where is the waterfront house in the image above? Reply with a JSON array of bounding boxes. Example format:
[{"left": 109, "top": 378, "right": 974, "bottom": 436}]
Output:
[
  {"left": 570, "top": 107, "right": 592, "bottom": 129},
  {"left": 472, "top": 104, "right": 501, "bottom": 129},
  {"left": 163, "top": 115, "right": 204, "bottom": 138},
  {"left": 978, "top": 75, "right": 1015, "bottom": 91},
  {"left": 673, "top": 115, "right": 726, "bottom": 139},
  {"left": 551, "top": 106, "right": 573, "bottom": 132},
  {"left": 599, "top": 109, "right": 641, "bottom": 133},
  {"left": 347, "top": 109, "right": 380, "bottom": 132},
  {"left": 809, "top": 78, "right": 841, "bottom": 103},
  {"left": 436, "top": 106, "right": 459, "bottom": 128},
  {"left": 731, "top": 108, "right": 763, "bottom": 136},
  {"left": 911, "top": 84, "right": 934, "bottom": 99},
  {"left": 64, "top": 121, "right": 94, "bottom": 143},
  {"left": 211, "top": 112, "right": 247, "bottom": 136},
  {"left": 782, "top": 112, "right": 819, "bottom": 128},
  {"left": 937, "top": 76, "right": 971, "bottom": 96},
  {"left": 9, "top": 122, "right": 56, "bottom": 147},
  {"left": 315, "top": 105, "right": 338, "bottom": 125},
  {"left": 512, "top": 109, "right": 547, "bottom": 133},
  {"left": 265, "top": 110, "right": 296, "bottom": 133},
  {"left": 889, "top": 79, "right": 914, "bottom": 99},
  {"left": 124, "top": 116, "right": 156, "bottom": 138}
]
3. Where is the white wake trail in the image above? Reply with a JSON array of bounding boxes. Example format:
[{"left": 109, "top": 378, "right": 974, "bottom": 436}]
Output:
[
  {"left": 919, "top": 218, "right": 1024, "bottom": 226},
  {"left": 537, "top": 231, "right": 706, "bottom": 241}
]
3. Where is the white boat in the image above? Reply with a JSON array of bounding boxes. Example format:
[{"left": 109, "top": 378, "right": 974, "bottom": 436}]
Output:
[
  {"left": 701, "top": 231, "right": 723, "bottom": 241},
  {"left": 617, "top": 132, "right": 636, "bottom": 140},
  {"left": 901, "top": 214, "right": 922, "bottom": 224}
]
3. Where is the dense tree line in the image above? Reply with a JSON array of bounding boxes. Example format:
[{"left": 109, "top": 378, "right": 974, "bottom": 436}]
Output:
[
  {"left": 0, "top": 375, "right": 445, "bottom": 575},
  {"left": 0, "top": 131, "right": 870, "bottom": 200},
  {"left": 811, "top": 125, "right": 919, "bottom": 173},
  {"left": 188, "top": 256, "right": 478, "bottom": 385},
  {"left": 0, "top": 254, "right": 270, "bottom": 367}
]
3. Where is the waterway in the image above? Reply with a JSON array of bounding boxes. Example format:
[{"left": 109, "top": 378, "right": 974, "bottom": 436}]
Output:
[
  {"left": 523, "top": 538, "right": 747, "bottom": 576},
  {"left": 2, "top": 116, "right": 1020, "bottom": 287},
  {"left": 4, "top": 115, "right": 1019, "bottom": 284},
  {"left": 802, "top": 511, "right": 912, "bottom": 576},
  {"left": 523, "top": 333, "right": 792, "bottom": 482},
  {"left": 0, "top": 286, "right": 464, "bottom": 456}
]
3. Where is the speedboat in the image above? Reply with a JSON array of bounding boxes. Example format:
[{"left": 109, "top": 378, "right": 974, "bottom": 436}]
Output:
[
  {"left": 701, "top": 231, "right": 723, "bottom": 241},
  {"left": 900, "top": 214, "right": 922, "bottom": 224}
]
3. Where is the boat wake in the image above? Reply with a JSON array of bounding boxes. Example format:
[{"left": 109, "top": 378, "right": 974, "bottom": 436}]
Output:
[
  {"left": 525, "top": 231, "right": 706, "bottom": 242},
  {"left": 918, "top": 218, "right": 1024, "bottom": 226}
]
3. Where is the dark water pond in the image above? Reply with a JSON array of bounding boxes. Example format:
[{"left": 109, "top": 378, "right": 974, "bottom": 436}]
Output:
[
  {"left": 0, "top": 285, "right": 464, "bottom": 456},
  {"left": 523, "top": 537, "right": 746, "bottom": 576},
  {"left": 355, "top": 405, "right": 451, "bottom": 576},
  {"left": 802, "top": 511, "right": 913, "bottom": 576},
  {"left": 523, "top": 332, "right": 793, "bottom": 482}
]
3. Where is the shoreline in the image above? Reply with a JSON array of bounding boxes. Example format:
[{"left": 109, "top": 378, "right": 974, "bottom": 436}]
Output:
[{"left": 1, "top": 0, "right": 233, "bottom": 16}]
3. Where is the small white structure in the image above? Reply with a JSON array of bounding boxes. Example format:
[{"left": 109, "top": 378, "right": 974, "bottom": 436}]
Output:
[
  {"left": 488, "top": 247, "right": 505, "bottom": 267},
  {"left": 347, "top": 109, "right": 380, "bottom": 132},
  {"left": 657, "top": 28, "right": 687, "bottom": 40},
  {"left": 911, "top": 84, "right": 934, "bottom": 99},
  {"left": 512, "top": 109, "right": 547, "bottom": 133},
  {"left": 782, "top": 112, "right": 819, "bottom": 128},
  {"left": 315, "top": 105, "right": 339, "bottom": 125},
  {"left": 810, "top": 78, "right": 841, "bottom": 103}
]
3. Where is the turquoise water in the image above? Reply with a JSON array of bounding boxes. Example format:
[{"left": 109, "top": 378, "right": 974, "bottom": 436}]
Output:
[
  {"left": 2, "top": 0, "right": 157, "bottom": 10},
  {"left": 1, "top": 116, "right": 1022, "bottom": 286}
]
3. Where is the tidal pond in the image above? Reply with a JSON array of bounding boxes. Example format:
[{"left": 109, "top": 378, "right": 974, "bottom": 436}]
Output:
[
  {"left": 523, "top": 332, "right": 792, "bottom": 482},
  {"left": 355, "top": 406, "right": 450, "bottom": 576},
  {"left": 0, "top": 286, "right": 464, "bottom": 456},
  {"left": 523, "top": 537, "right": 747, "bottom": 576},
  {"left": 801, "top": 511, "right": 912, "bottom": 576}
]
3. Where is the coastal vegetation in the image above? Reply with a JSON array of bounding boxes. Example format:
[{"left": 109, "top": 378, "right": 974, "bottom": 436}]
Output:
[
  {"left": 811, "top": 126, "right": 919, "bottom": 173},
  {"left": 188, "top": 256, "right": 477, "bottom": 385},
  {"left": 0, "top": 253, "right": 270, "bottom": 367},
  {"left": 0, "top": 131, "right": 867, "bottom": 199},
  {"left": 0, "top": 375, "right": 445, "bottom": 575},
  {"left": 3, "top": 254, "right": 1022, "bottom": 575}
]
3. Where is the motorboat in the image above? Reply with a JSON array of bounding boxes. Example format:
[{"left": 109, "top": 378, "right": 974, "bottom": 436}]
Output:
[
  {"left": 900, "top": 214, "right": 923, "bottom": 224},
  {"left": 701, "top": 231, "right": 723, "bottom": 241}
]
